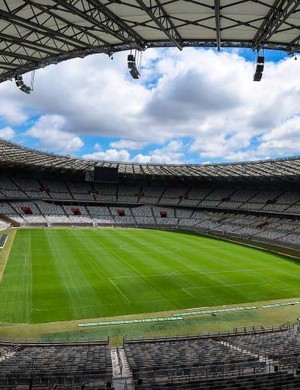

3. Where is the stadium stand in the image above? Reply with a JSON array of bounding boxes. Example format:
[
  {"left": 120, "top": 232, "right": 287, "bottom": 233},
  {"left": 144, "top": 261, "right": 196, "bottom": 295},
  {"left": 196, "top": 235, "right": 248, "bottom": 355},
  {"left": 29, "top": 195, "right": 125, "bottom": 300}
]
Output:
[
  {"left": 222, "top": 327, "right": 300, "bottom": 359},
  {"left": 1, "top": 324, "right": 300, "bottom": 389},
  {"left": 118, "top": 184, "right": 141, "bottom": 203},
  {"left": 2, "top": 139, "right": 300, "bottom": 388},
  {"left": 0, "top": 341, "right": 112, "bottom": 389},
  {"left": 0, "top": 221, "right": 9, "bottom": 231},
  {"left": 133, "top": 373, "right": 300, "bottom": 389},
  {"left": 123, "top": 324, "right": 300, "bottom": 389},
  {"left": 2, "top": 195, "right": 300, "bottom": 252},
  {"left": 3, "top": 189, "right": 300, "bottom": 249}
]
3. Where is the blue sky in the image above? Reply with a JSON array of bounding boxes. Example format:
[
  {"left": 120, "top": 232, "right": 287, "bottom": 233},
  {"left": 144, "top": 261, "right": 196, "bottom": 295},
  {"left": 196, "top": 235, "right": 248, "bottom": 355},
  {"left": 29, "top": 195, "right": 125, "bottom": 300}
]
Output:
[{"left": 0, "top": 47, "right": 299, "bottom": 164}]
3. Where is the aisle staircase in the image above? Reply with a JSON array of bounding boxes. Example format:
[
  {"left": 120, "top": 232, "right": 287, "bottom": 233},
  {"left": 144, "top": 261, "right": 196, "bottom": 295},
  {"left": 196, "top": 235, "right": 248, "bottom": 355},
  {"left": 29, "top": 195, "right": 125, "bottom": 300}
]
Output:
[{"left": 111, "top": 347, "right": 134, "bottom": 390}]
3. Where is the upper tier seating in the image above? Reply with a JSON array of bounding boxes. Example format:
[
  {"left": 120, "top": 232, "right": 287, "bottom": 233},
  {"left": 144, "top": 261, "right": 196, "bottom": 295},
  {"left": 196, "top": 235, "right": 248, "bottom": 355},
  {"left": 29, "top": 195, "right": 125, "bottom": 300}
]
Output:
[
  {"left": 118, "top": 184, "right": 141, "bottom": 203},
  {"left": 1, "top": 179, "right": 300, "bottom": 218}
]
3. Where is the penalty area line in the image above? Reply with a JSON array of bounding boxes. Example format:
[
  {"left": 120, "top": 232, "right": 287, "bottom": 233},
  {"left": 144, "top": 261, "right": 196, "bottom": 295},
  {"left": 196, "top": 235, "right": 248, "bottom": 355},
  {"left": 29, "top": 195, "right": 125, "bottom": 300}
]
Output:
[{"left": 108, "top": 277, "right": 131, "bottom": 304}]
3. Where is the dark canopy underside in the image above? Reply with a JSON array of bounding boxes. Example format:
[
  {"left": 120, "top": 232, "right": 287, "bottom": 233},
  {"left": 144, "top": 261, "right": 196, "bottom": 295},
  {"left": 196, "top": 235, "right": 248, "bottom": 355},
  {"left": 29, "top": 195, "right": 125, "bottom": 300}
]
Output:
[{"left": 1, "top": 0, "right": 300, "bottom": 83}]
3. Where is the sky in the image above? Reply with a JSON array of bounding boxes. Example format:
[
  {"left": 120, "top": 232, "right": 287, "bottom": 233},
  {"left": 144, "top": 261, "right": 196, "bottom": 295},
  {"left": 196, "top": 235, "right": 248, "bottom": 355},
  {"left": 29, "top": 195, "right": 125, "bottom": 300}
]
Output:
[{"left": 0, "top": 47, "right": 299, "bottom": 165}]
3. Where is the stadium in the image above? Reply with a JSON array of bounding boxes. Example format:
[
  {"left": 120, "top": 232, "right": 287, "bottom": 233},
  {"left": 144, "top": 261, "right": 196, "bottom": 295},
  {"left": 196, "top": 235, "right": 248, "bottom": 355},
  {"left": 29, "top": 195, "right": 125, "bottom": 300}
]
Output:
[{"left": 1, "top": 0, "right": 300, "bottom": 389}]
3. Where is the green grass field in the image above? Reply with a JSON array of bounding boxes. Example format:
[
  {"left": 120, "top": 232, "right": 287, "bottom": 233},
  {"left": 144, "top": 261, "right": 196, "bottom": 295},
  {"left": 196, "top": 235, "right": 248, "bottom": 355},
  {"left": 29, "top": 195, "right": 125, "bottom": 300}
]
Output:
[{"left": 1, "top": 228, "right": 300, "bottom": 325}]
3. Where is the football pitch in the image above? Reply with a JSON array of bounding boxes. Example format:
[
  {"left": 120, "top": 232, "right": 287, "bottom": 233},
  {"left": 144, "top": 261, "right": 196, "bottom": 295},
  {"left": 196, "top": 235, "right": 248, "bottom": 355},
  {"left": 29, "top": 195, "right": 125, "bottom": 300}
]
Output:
[{"left": 1, "top": 228, "right": 300, "bottom": 324}]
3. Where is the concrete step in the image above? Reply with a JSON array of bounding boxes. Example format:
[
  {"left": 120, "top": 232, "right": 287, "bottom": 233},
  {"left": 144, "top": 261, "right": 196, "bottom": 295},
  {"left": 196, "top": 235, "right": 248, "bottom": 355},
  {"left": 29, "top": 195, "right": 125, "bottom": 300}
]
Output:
[{"left": 111, "top": 347, "right": 134, "bottom": 390}]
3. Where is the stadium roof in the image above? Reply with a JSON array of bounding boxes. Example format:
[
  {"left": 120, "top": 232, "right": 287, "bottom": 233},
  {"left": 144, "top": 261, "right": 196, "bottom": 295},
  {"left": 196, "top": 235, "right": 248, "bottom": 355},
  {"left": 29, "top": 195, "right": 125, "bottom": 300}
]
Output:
[
  {"left": 1, "top": 137, "right": 300, "bottom": 183},
  {"left": 1, "top": 0, "right": 300, "bottom": 83}
]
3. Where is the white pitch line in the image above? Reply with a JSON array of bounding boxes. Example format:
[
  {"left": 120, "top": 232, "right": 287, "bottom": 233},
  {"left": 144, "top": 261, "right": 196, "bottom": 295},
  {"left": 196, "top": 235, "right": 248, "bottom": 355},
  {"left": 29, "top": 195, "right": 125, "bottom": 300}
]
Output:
[
  {"left": 113, "top": 272, "right": 180, "bottom": 280},
  {"left": 108, "top": 277, "right": 131, "bottom": 304},
  {"left": 185, "top": 282, "right": 259, "bottom": 291},
  {"left": 118, "top": 245, "right": 180, "bottom": 254},
  {"left": 112, "top": 268, "right": 276, "bottom": 280},
  {"left": 182, "top": 283, "right": 260, "bottom": 297},
  {"left": 181, "top": 288, "right": 195, "bottom": 297}
]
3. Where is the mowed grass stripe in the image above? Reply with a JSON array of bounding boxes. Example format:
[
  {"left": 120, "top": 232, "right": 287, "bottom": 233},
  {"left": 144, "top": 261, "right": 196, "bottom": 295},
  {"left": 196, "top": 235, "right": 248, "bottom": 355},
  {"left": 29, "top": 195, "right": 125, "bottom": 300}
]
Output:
[
  {"left": 34, "top": 230, "right": 131, "bottom": 322},
  {"left": 65, "top": 230, "right": 134, "bottom": 306},
  {"left": 1, "top": 228, "right": 300, "bottom": 324},
  {"left": 0, "top": 231, "right": 32, "bottom": 322},
  {"left": 114, "top": 231, "right": 260, "bottom": 307},
  {"left": 93, "top": 230, "right": 171, "bottom": 307},
  {"left": 31, "top": 230, "right": 72, "bottom": 322},
  {"left": 113, "top": 229, "right": 196, "bottom": 308}
]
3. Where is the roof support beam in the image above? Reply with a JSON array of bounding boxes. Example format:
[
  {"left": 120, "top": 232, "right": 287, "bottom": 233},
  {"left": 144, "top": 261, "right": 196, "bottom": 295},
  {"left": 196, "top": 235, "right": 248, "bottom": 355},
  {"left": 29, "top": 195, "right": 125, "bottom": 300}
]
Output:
[
  {"left": 0, "top": 9, "right": 90, "bottom": 51},
  {"left": 0, "top": 62, "right": 17, "bottom": 69},
  {"left": 0, "top": 32, "right": 64, "bottom": 56},
  {"left": 252, "top": 0, "right": 300, "bottom": 51},
  {"left": 0, "top": 50, "right": 40, "bottom": 63},
  {"left": 214, "top": 0, "right": 221, "bottom": 51},
  {"left": 55, "top": 0, "right": 146, "bottom": 49},
  {"left": 135, "top": 0, "right": 183, "bottom": 50},
  {"left": 287, "top": 33, "right": 300, "bottom": 53},
  {"left": 0, "top": 43, "right": 130, "bottom": 82},
  {"left": 24, "top": 1, "right": 110, "bottom": 47},
  {"left": 86, "top": 0, "right": 146, "bottom": 48}
]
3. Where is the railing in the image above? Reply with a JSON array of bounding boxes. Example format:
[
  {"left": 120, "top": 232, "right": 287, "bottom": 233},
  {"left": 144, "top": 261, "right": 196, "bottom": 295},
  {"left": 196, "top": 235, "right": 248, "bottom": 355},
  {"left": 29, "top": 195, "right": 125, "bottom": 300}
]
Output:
[
  {"left": 124, "top": 322, "right": 293, "bottom": 344},
  {"left": 131, "top": 352, "right": 300, "bottom": 384}
]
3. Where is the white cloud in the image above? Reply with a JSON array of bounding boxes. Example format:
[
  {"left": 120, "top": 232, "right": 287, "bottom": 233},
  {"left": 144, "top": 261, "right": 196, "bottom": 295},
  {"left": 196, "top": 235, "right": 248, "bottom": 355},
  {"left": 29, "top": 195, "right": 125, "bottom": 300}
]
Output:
[
  {"left": 26, "top": 115, "right": 84, "bottom": 153},
  {"left": 82, "top": 148, "right": 130, "bottom": 162},
  {"left": 0, "top": 83, "right": 28, "bottom": 125},
  {"left": 132, "top": 140, "right": 184, "bottom": 164},
  {"left": 258, "top": 115, "right": 300, "bottom": 156},
  {"left": 93, "top": 143, "right": 102, "bottom": 151},
  {"left": 110, "top": 139, "right": 145, "bottom": 150},
  {"left": 21, "top": 54, "right": 151, "bottom": 141},
  {"left": 0, "top": 126, "right": 15, "bottom": 140},
  {"left": 1, "top": 48, "right": 300, "bottom": 162},
  {"left": 189, "top": 129, "right": 253, "bottom": 159},
  {"left": 82, "top": 140, "right": 184, "bottom": 164}
]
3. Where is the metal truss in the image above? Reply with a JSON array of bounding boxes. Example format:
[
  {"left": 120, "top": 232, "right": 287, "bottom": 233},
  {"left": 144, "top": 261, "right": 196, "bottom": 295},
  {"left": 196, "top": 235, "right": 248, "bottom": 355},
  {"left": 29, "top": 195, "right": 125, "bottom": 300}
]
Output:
[
  {"left": 288, "top": 33, "right": 300, "bottom": 54},
  {"left": 135, "top": 0, "right": 183, "bottom": 50},
  {"left": 0, "top": 0, "right": 299, "bottom": 84},
  {"left": 253, "top": 0, "right": 300, "bottom": 51},
  {"left": 55, "top": 0, "right": 146, "bottom": 49},
  {"left": 214, "top": 0, "right": 221, "bottom": 51}
]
